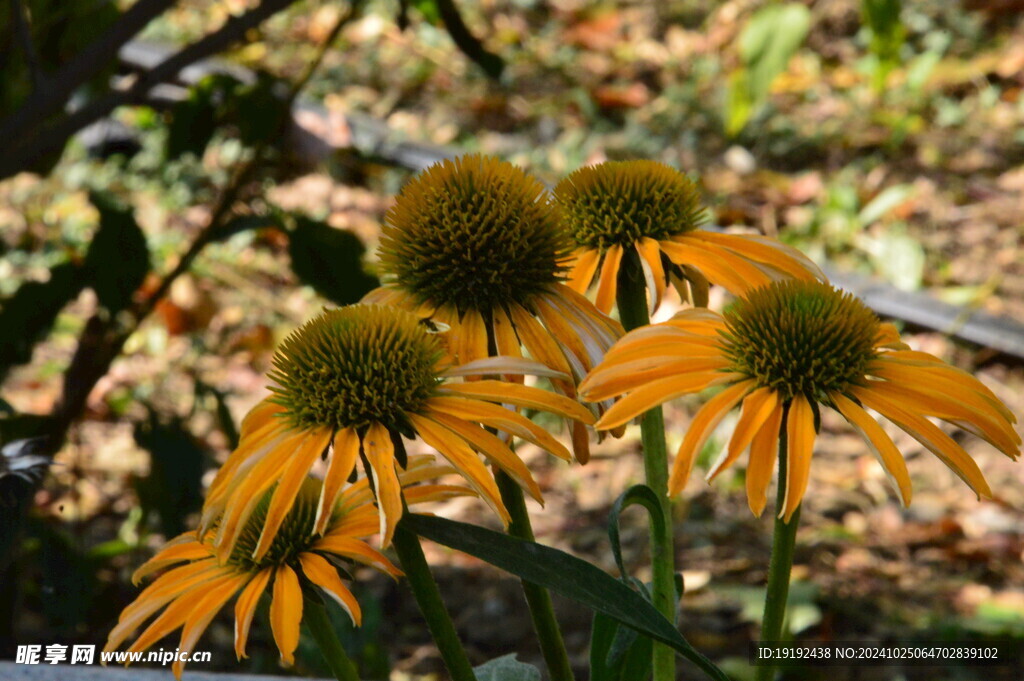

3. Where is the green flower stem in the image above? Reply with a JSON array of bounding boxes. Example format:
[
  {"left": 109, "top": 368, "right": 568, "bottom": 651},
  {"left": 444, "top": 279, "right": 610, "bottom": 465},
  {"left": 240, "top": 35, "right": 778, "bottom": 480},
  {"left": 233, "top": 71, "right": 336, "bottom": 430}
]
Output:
[
  {"left": 757, "top": 409, "right": 800, "bottom": 681},
  {"left": 303, "top": 597, "right": 361, "bottom": 681},
  {"left": 393, "top": 519, "right": 477, "bottom": 681},
  {"left": 615, "top": 249, "right": 677, "bottom": 681},
  {"left": 495, "top": 469, "right": 576, "bottom": 681}
]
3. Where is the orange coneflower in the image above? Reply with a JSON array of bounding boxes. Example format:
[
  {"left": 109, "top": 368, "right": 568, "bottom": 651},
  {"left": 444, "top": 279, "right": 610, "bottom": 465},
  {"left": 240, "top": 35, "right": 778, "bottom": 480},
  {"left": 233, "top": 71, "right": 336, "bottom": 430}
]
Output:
[
  {"left": 200, "top": 304, "right": 592, "bottom": 559},
  {"left": 105, "top": 459, "right": 473, "bottom": 678},
  {"left": 365, "top": 154, "right": 624, "bottom": 462},
  {"left": 581, "top": 280, "right": 1020, "bottom": 520},
  {"left": 554, "top": 160, "right": 824, "bottom": 313}
]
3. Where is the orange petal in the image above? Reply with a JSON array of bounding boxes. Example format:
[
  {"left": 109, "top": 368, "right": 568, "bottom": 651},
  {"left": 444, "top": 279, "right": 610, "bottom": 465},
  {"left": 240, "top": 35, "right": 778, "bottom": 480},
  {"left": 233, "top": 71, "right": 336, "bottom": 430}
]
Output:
[
  {"left": 831, "top": 392, "right": 912, "bottom": 507},
  {"left": 313, "top": 536, "right": 402, "bottom": 578},
  {"left": 567, "top": 247, "right": 601, "bottom": 293},
  {"left": 455, "top": 308, "right": 489, "bottom": 366},
  {"left": 172, "top": 573, "right": 248, "bottom": 678},
  {"left": 424, "top": 396, "right": 572, "bottom": 461},
  {"left": 363, "top": 422, "right": 402, "bottom": 548},
  {"left": 686, "top": 231, "right": 823, "bottom": 282},
  {"left": 594, "top": 244, "right": 624, "bottom": 314},
  {"left": 780, "top": 394, "right": 816, "bottom": 522},
  {"left": 438, "top": 380, "right": 595, "bottom": 424},
  {"left": 234, "top": 568, "right": 272, "bottom": 660},
  {"left": 299, "top": 552, "right": 362, "bottom": 625},
  {"left": 316, "top": 428, "right": 361, "bottom": 535},
  {"left": 509, "top": 303, "right": 573, "bottom": 379},
  {"left": 706, "top": 387, "right": 779, "bottom": 482},
  {"left": 423, "top": 409, "right": 542, "bottom": 502},
  {"left": 595, "top": 372, "right": 739, "bottom": 430},
  {"left": 746, "top": 402, "right": 783, "bottom": 516},
  {"left": 408, "top": 413, "right": 510, "bottom": 525},
  {"left": 270, "top": 565, "right": 302, "bottom": 666},
  {"left": 636, "top": 238, "right": 667, "bottom": 312},
  {"left": 580, "top": 356, "right": 732, "bottom": 402},
  {"left": 253, "top": 428, "right": 332, "bottom": 561},
  {"left": 668, "top": 380, "right": 754, "bottom": 495},
  {"left": 852, "top": 386, "right": 992, "bottom": 499},
  {"left": 660, "top": 239, "right": 769, "bottom": 295}
]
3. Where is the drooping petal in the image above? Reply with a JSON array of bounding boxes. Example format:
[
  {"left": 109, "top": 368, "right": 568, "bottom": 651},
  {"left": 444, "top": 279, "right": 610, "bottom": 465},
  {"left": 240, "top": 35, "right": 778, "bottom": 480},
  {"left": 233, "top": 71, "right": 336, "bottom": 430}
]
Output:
[
  {"left": 853, "top": 386, "right": 992, "bottom": 499},
  {"left": 363, "top": 422, "right": 402, "bottom": 548},
  {"left": 684, "top": 231, "right": 824, "bottom": 282},
  {"left": 270, "top": 565, "right": 302, "bottom": 666},
  {"left": 125, "top": 572, "right": 238, "bottom": 657},
  {"left": 234, "top": 568, "right": 272, "bottom": 660},
  {"left": 636, "top": 238, "right": 667, "bottom": 312},
  {"left": 424, "top": 396, "right": 572, "bottom": 460},
  {"left": 131, "top": 537, "right": 210, "bottom": 585},
  {"left": 422, "top": 409, "right": 543, "bottom": 502},
  {"left": 437, "top": 381, "right": 595, "bottom": 424},
  {"left": 831, "top": 392, "right": 912, "bottom": 507},
  {"left": 442, "top": 356, "right": 568, "bottom": 380},
  {"left": 316, "top": 428, "right": 361, "bottom": 535},
  {"left": 595, "top": 372, "right": 739, "bottom": 430},
  {"left": 299, "top": 552, "right": 362, "bottom": 625},
  {"left": 313, "top": 536, "right": 402, "bottom": 577},
  {"left": 253, "top": 428, "right": 333, "bottom": 561},
  {"left": 668, "top": 380, "right": 754, "bottom": 495},
  {"left": 780, "top": 394, "right": 816, "bottom": 522},
  {"left": 172, "top": 572, "right": 249, "bottom": 678},
  {"left": 594, "top": 244, "right": 624, "bottom": 313},
  {"left": 746, "top": 402, "right": 783, "bottom": 516},
  {"left": 455, "top": 308, "right": 489, "bottom": 366},
  {"left": 509, "top": 303, "right": 573, "bottom": 380},
  {"left": 706, "top": 387, "right": 779, "bottom": 482},
  {"left": 567, "top": 247, "right": 601, "bottom": 293},
  {"left": 408, "top": 413, "right": 510, "bottom": 525},
  {"left": 580, "top": 356, "right": 732, "bottom": 402},
  {"left": 660, "top": 239, "right": 770, "bottom": 295}
]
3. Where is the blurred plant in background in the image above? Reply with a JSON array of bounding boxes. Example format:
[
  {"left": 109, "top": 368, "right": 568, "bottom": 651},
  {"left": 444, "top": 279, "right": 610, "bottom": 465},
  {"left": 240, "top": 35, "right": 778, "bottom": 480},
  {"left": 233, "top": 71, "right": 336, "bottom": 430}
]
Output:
[{"left": 2, "top": 0, "right": 1024, "bottom": 679}]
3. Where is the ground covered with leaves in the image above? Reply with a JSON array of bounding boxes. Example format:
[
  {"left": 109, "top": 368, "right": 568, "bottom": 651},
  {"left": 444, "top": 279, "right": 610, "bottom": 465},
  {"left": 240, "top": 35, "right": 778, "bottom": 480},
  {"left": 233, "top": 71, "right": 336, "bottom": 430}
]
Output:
[{"left": 1, "top": 1, "right": 1023, "bottom": 680}]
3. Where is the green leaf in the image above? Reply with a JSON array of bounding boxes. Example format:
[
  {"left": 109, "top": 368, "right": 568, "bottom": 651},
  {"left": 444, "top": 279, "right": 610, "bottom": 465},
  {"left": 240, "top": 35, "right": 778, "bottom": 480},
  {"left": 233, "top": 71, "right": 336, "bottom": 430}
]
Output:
[
  {"left": 857, "top": 184, "right": 914, "bottom": 225},
  {"left": 85, "top": 192, "right": 150, "bottom": 314},
  {"left": 0, "top": 263, "right": 84, "bottom": 382},
  {"left": 723, "top": 69, "right": 754, "bottom": 138},
  {"left": 738, "top": 4, "right": 810, "bottom": 106},
  {"left": 404, "top": 514, "right": 730, "bottom": 681},
  {"left": 607, "top": 484, "right": 664, "bottom": 587},
  {"left": 591, "top": 610, "right": 653, "bottom": 681},
  {"left": 287, "top": 216, "right": 379, "bottom": 305},
  {"left": 473, "top": 654, "right": 542, "bottom": 681}
]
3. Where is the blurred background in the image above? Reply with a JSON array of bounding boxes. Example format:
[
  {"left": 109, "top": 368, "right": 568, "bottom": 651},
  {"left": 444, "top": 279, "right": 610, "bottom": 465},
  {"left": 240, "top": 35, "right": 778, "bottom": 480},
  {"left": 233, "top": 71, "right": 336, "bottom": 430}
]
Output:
[{"left": 1, "top": 1, "right": 1022, "bottom": 679}]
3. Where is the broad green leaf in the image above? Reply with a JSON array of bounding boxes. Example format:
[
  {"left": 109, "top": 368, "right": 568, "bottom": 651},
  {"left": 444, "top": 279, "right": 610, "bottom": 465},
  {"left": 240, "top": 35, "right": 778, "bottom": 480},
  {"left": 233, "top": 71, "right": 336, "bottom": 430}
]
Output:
[
  {"left": 404, "top": 514, "right": 730, "bottom": 681},
  {"left": 591, "top": 610, "right": 653, "bottom": 681},
  {"left": 85, "top": 192, "right": 150, "bottom": 314},
  {"left": 0, "top": 263, "right": 84, "bottom": 382},
  {"left": 288, "top": 217, "right": 379, "bottom": 305},
  {"left": 473, "top": 654, "right": 542, "bottom": 681}
]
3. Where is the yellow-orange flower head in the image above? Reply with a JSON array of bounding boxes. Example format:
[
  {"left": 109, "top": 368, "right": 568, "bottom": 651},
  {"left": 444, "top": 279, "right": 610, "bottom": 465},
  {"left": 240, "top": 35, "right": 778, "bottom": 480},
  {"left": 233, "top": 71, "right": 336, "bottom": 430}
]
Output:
[
  {"left": 202, "top": 303, "right": 594, "bottom": 557},
  {"left": 268, "top": 305, "right": 441, "bottom": 433},
  {"left": 554, "top": 160, "right": 824, "bottom": 314},
  {"left": 582, "top": 280, "right": 1020, "bottom": 522},
  {"left": 556, "top": 160, "right": 706, "bottom": 250},
  {"left": 722, "top": 281, "right": 879, "bottom": 402},
  {"left": 378, "top": 154, "right": 569, "bottom": 314},
  {"left": 366, "top": 155, "right": 626, "bottom": 463}
]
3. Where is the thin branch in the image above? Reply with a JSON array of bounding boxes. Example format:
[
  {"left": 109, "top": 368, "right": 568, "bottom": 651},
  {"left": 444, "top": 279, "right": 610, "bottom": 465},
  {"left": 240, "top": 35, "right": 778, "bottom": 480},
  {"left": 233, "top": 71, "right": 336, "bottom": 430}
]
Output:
[
  {"left": 48, "top": 0, "right": 364, "bottom": 453},
  {"left": 9, "top": 0, "right": 43, "bottom": 92},
  {"left": 0, "top": 0, "right": 177, "bottom": 143},
  {"left": 0, "top": 0, "right": 301, "bottom": 180}
]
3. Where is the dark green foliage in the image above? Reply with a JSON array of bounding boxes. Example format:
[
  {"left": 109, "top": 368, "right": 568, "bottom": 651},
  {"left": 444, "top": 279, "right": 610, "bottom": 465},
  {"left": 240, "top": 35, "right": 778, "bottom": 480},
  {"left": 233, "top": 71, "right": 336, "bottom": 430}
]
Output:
[
  {"left": 166, "top": 74, "right": 241, "bottom": 160},
  {"left": 133, "top": 411, "right": 208, "bottom": 537},
  {"left": 404, "top": 513, "right": 731, "bottom": 681},
  {"left": 84, "top": 192, "right": 150, "bottom": 315},
  {"left": 0, "top": 263, "right": 84, "bottom": 383},
  {"left": 288, "top": 216, "right": 380, "bottom": 306}
]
